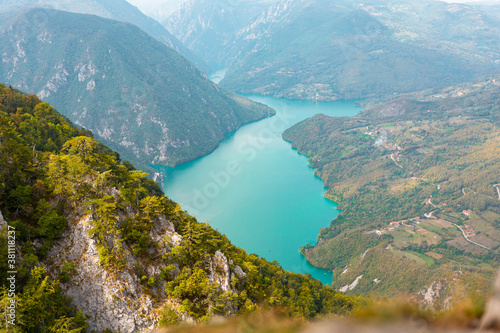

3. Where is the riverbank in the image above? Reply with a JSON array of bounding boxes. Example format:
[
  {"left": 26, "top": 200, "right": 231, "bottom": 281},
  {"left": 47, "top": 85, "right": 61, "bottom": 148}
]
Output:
[{"left": 154, "top": 95, "right": 361, "bottom": 284}]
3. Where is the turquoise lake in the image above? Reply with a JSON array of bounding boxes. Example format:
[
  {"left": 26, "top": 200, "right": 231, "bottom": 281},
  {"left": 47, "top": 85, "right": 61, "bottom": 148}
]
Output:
[{"left": 154, "top": 94, "right": 361, "bottom": 285}]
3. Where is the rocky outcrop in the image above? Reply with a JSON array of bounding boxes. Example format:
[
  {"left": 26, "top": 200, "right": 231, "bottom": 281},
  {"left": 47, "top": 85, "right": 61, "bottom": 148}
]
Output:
[
  {"left": 480, "top": 269, "right": 500, "bottom": 330},
  {"left": 46, "top": 214, "right": 183, "bottom": 333},
  {"left": 0, "top": 210, "right": 6, "bottom": 229},
  {"left": 417, "top": 281, "right": 446, "bottom": 309},
  {"left": 45, "top": 211, "right": 245, "bottom": 332},
  {"left": 208, "top": 250, "right": 231, "bottom": 293},
  {"left": 339, "top": 275, "right": 363, "bottom": 293}
]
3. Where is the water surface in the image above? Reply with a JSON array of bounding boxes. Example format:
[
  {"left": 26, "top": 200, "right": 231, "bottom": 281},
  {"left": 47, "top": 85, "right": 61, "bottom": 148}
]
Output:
[{"left": 154, "top": 95, "right": 361, "bottom": 284}]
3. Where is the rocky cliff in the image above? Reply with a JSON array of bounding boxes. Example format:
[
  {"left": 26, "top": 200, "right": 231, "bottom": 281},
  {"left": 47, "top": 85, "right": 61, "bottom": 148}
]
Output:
[
  {"left": 45, "top": 212, "right": 241, "bottom": 333},
  {"left": 0, "top": 210, "right": 5, "bottom": 229}
]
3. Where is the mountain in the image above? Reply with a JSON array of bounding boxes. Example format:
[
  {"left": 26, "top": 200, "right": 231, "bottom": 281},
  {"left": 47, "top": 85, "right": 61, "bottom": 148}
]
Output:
[
  {"left": 146, "top": 0, "right": 186, "bottom": 24},
  {"left": 0, "top": 0, "right": 207, "bottom": 71},
  {"left": 0, "top": 8, "right": 274, "bottom": 167},
  {"left": 164, "top": 0, "right": 277, "bottom": 67},
  {"left": 0, "top": 84, "right": 358, "bottom": 332},
  {"left": 283, "top": 77, "right": 500, "bottom": 306},
  {"left": 165, "top": 0, "right": 500, "bottom": 100}
]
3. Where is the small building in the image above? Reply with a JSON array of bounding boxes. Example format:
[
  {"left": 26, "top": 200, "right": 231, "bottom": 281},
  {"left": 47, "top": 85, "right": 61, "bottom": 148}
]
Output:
[{"left": 462, "top": 210, "right": 472, "bottom": 217}]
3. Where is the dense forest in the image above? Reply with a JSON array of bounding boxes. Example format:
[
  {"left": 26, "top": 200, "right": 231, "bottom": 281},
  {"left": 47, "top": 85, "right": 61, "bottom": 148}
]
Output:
[
  {"left": 0, "top": 84, "right": 361, "bottom": 332},
  {"left": 0, "top": 8, "right": 274, "bottom": 170},
  {"left": 284, "top": 78, "right": 500, "bottom": 304}
]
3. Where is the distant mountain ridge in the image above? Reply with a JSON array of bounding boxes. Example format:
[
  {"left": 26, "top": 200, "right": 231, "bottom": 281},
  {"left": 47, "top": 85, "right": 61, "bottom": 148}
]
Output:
[
  {"left": 164, "top": 0, "right": 278, "bottom": 67},
  {"left": 0, "top": 8, "right": 274, "bottom": 167},
  {"left": 164, "top": 0, "right": 500, "bottom": 100},
  {"left": 0, "top": 0, "right": 208, "bottom": 71}
]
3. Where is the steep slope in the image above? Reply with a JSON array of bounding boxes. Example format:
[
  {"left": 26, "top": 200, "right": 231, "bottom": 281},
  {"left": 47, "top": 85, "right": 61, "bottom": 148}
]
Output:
[
  {"left": 283, "top": 78, "right": 500, "bottom": 305},
  {"left": 166, "top": 0, "right": 500, "bottom": 100},
  {"left": 219, "top": 0, "right": 500, "bottom": 100},
  {"left": 146, "top": 0, "right": 187, "bottom": 24},
  {"left": 0, "top": 8, "right": 274, "bottom": 167},
  {"left": 0, "top": 84, "right": 358, "bottom": 332},
  {"left": 0, "top": 0, "right": 207, "bottom": 70},
  {"left": 164, "top": 0, "right": 277, "bottom": 67}
]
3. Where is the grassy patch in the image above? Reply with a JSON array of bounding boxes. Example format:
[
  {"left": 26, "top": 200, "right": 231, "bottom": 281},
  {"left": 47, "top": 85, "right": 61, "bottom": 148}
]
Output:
[{"left": 407, "top": 251, "right": 435, "bottom": 267}]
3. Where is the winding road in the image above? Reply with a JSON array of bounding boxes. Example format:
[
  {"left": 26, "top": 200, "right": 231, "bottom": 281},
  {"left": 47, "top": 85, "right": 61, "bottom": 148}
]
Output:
[
  {"left": 423, "top": 214, "right": 491, "bottom": 251},
  {"left": 427, "top": 197, "right": 438, "bottom": 208},
  {"left": 390, "top": 154, "right": 404, "bottom": 169},
  {"left": 424, "top": 211, "right": 436, "bottom": 219},
  {"left": 462, "top": 188, "right": 477, "bottom": 196},
  {"left": 450, "top": 222, "right": 491, "bottom": 251}
]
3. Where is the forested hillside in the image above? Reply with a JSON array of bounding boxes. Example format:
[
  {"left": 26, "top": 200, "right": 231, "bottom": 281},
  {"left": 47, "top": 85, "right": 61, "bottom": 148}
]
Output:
[
  {"left": 0, "top": 0, "right": 206, "bottom": 70},
  {"left": 0, "top": 9, "right": 274, "bottom": 168},
  {"left": 283, "top": 78, "right": 500, "bottom": 306},
  {"left": 0, "top": 85, "right": 359, "bottom": 332},
  {"left": 165, "top": 0, "right": 500, "bottom": 100}
]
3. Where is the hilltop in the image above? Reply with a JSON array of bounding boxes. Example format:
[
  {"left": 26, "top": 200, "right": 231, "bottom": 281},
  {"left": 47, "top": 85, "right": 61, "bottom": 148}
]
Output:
[
  {"left": 0, "top": 9, "right": 274, "bottom": 168},
  {"left": 0, "top": 0, "right": 206, "bottom": 70}
]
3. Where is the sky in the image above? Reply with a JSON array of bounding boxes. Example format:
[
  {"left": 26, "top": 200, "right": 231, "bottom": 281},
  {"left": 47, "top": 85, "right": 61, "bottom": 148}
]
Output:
[
  {"left": 127, "top": 0, "right": 500, "bottom": 12},
  {"left": 127, "top": 0, "right": 500, "bottom": 11},
  {"left": 127, "top": 0, "right": 171, "bottom": 11}
]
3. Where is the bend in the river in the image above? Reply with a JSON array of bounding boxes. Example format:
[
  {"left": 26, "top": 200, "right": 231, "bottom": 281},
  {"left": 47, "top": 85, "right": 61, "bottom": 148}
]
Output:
[{"left": 153, "top": 71, "right": 362, "bottom": 285}]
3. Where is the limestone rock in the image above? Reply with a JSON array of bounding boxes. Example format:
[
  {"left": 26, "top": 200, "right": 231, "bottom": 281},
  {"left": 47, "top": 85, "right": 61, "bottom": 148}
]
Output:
[
  {"left": 233, "top": 265, "right": 247, "bottom": 279},
  {"left": 419, "top": 281, "right": 444, "bottom": 306},
  {"left": 0, "top": 210, "right": 6, "bottom": 229},
  {"left": 46, "top": 214, "right": 183, "bottom": 333},
  {"left": 209, "top": 250, "right": 231, "bottom": 293}
]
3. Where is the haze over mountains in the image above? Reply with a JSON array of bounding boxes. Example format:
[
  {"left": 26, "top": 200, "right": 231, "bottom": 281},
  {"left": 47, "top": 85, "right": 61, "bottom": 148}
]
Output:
[
  {"left": 163, "top": 0, "right": 500, "bottom": 100},
  {"left": 164, "top": 0, "right": 277, "bottom": 68},
  {"left": 0, "top": 0, "right": 207, "bottom": 70},
  {"left": 0, "top": 8, "right": 273, "bottom": 167}
]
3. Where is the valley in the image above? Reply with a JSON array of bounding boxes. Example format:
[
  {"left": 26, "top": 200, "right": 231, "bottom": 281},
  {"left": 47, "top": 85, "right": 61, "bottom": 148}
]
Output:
[
  {"left": 0, "top": 8, "right": 274, "bottom": 169},
  {"left": 165, "top": 0, "right": 500, "bottom": 101},
  {"left": 0, "top": 0, "right": 499, "bottom": 331},
  {"left": 154, "top": 92, "right": 361, "bottom": 284},
  {"left": 0, "top": 84, "right": 360, "bottom": 332}
]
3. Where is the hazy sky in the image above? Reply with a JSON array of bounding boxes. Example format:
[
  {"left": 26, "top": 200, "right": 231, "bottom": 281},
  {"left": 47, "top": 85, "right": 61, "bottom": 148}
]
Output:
[
  {"left": 127, "top": 0, "right": 170, "bottom": 11},
  {"left": 127, "top": 0, "right": 500, "bottom": 12}
]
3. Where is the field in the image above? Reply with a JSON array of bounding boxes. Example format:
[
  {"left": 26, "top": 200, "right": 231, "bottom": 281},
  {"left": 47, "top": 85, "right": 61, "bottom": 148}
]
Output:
[{"left": 285, "top": 78, "right": 500, "bottom": 302}]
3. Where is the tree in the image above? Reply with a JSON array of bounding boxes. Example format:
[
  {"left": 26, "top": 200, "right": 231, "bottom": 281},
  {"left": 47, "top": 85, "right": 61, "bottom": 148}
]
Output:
[
  {"left": 37, "top": 211, "right": 66, "bottom": 240},
  {"left": 0, "top": 266, "right": 87, "bottom": 332}
]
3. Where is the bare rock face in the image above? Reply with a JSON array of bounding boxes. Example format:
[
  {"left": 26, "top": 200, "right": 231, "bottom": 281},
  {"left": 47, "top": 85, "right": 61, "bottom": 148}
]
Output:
[
  {"left": 207, "top": 250, "right": 247, "bottom": 295},
  {"left": 415, "top": 280, "right": 447, "bottom": 310},
  {"left": 208, "top": 250, "right": 231, "bottom": 293},
  {"left": 46, "top": 214, "right": 183, "bottom": 333},
  {"left": 480, "top": 269, "right": 500, "bottom": 330},
  {"left": 0, "top": 210, "right": 6, "bottom": 229}
]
